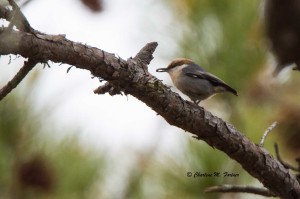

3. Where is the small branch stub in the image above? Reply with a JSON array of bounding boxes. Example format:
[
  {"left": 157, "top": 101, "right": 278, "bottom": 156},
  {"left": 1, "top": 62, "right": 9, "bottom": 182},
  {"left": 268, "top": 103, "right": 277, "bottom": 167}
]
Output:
[
  {"left": 259, "top": 121, "right": 277, "bottom": 147},
  {"left": 93, "top": 82, "right": 122, "bottom": 96},
  {"left": 133, "top": 42, "right": 158, "bottom": 65}
]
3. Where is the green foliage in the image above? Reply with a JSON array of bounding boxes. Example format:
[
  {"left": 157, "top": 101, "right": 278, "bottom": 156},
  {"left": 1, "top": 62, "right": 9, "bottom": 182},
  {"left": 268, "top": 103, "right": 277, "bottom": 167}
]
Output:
[
  {"left": 0, "top": 95, "right": 104, "bottom": 199},
  {"left": 120, "top": 138, "right": 253, "bottom": 199},
  {"left": 167, "top": 0, "right": 264, "bottom": 91},
  {"left": 52, "top": 138, "right": 103, "bottom": 199},
  {"left": 159, "top": 142, "right": 236, "bottom": 199}
]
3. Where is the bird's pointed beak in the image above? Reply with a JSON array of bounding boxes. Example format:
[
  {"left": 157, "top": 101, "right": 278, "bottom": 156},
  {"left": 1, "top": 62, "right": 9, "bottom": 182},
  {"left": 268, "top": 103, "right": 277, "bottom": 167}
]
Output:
[{"left": 156, "top": 68, "right": 168, "bottom": 72}]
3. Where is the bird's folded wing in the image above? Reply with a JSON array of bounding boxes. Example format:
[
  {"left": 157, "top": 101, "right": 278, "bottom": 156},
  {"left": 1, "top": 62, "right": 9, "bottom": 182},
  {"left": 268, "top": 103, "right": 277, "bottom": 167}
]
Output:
[{"left": 185, "top": 71, "right": 238, "bottom": 96}]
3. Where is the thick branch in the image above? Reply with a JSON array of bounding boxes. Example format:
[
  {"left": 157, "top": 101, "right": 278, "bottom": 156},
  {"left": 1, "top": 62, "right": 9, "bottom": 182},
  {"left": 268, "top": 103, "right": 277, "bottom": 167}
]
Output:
[{"left": 0, "top": 29, "right": 300, "bottom": 198}]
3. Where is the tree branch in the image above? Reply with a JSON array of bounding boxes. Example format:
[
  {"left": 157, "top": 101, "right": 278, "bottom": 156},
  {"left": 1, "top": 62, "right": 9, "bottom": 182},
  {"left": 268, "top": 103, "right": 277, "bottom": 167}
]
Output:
[
  {"left": 0, "top": 59, "right": 37, "bottom": 101},
  {"left": 204, "top": 185, "right": 277, "bottom": 197},
  {"left": 7, "top": 0, "right": 33, "bottom": 32},
  {"left": 1, "top": 10, "right": 300, "bottom": 198},
  {"left": 275, "top": 143, "right": 300, "bottom": 172},
  {"left": 259, "top": 121, "right": 277, "bottom": 147}
]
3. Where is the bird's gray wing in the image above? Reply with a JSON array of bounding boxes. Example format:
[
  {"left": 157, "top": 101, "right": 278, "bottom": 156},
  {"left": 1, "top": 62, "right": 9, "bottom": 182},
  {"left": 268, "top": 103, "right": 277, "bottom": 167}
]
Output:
[{"left": 184, "top": 69, "right": 238, "bottom": 96}]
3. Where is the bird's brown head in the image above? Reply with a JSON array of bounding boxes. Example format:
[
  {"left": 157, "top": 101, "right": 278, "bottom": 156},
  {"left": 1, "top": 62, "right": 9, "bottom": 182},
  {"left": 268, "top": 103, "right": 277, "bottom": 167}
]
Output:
[{"left": 156, "top": 58, "right": 195, "bottom": 72}]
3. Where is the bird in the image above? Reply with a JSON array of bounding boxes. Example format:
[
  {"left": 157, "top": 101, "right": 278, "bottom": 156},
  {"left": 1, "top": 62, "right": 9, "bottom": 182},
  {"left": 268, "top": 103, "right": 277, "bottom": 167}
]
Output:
[{"left": 156, "top": 58, "right": 237, "bottom": 104}]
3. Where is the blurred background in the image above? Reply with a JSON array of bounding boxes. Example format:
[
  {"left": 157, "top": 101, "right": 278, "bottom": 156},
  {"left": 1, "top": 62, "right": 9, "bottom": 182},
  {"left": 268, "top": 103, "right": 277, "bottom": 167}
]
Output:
[{"left": 0, "top": 0, "right": 299, "bottom": 198}]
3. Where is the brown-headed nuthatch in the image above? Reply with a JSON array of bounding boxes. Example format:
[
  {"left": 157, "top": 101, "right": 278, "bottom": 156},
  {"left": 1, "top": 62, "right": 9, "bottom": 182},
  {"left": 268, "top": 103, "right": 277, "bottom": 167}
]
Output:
[{"left": 156, "top": 58, "right": 238, "bottom": 104}]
